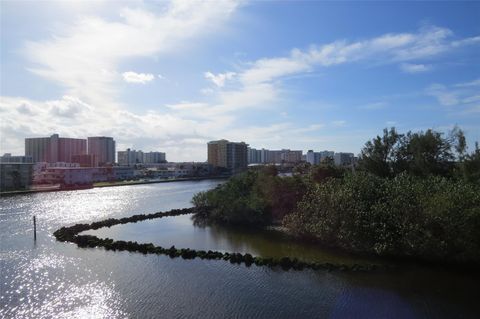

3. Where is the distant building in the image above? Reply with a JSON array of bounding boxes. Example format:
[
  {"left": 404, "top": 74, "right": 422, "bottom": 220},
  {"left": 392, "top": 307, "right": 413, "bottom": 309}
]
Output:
[
  {"left": 306, "top": 150, "right": 335, "bottom": 165},
  {"left": 72, "top": 154, "right": 96, "bottom": 167},
  {"left": 144, "top": 151, "right": 166, "bottom": 164},
  {"left": 319, "top": 151, "right": 335, "bottom": 161},
  {"left": 118, "top": 149, "right": 166, "bottom": 166},
  {"left": 113, "top": 166, "right": 135, "bottom": 180},
  {"left": 25, "top": 134, "right": 86, "bottom": 163},
  {"left": 88, "top": 136, "right": 115, "bottom": 166},
  {"left": 249, "top": 148, "right": 303, "bottom": 164},
  {"left": 118, "top": 148, "right": 140, "bottom": 166},
  {"left": 0, "top": 153, "right": 33, "bottom": 164},
  {"left": 306, "top": 150, "right": 321, "bottom": 165},
  {"left": 247, "top": 148, "right": 262, "bottom": 164},
  {"left": 208, "top": 139, "right": 248, "bottom": 174},
  {"left": 0, "top": 163, "right": 33, "bottom": 191},
  {"left": 280, "top": 150, "right": 302, "bottom": 163},
  {"left": 334, "top": 152, "right": 355, "bottom": 166}
]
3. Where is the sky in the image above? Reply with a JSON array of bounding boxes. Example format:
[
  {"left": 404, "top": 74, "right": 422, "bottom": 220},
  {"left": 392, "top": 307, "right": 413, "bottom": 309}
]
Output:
[{"left": 1, "top": 0, "right": 479, "bottom": 162}]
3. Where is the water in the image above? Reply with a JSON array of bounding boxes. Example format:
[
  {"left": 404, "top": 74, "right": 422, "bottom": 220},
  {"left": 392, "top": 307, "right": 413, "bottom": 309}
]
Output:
[
  {"left": 1, "top": 180, "right": 479, "bottom": 318},
  {"left": 83, "top": 214, "right": 382, "bottom": 266}
]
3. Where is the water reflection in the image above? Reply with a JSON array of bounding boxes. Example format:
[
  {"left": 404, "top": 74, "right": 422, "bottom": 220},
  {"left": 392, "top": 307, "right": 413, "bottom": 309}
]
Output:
[
  {"left": 1, "top": 180, "right": 479, "bottom": 318},
  {"left": 85, "top": 213, "right": 381, "bottom": 265}
]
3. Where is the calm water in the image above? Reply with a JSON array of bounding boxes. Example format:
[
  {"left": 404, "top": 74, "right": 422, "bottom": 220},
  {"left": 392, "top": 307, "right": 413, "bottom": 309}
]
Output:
[
  {"left": 1, "top": 180, "right": 479, "bottom": 318},
  {"left": 83, "top": 214, "right": 382, "bottom": 266}
]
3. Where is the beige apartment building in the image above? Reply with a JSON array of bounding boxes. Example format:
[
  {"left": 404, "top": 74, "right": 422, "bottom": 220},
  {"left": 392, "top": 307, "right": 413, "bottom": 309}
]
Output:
[{"left": 207, "top": 139, "right": 248, "bottom": 174}]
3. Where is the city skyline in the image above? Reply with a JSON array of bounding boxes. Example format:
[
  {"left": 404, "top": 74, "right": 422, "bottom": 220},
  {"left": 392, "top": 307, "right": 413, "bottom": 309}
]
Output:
[{"left": 1, "top": 1, "right": 480, "bottom": 161}]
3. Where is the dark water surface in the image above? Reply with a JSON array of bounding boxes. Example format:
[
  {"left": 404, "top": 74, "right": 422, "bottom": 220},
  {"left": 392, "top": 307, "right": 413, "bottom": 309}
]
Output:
[{"left": 1, "top": 180, "right": 479, "bottom": 318}]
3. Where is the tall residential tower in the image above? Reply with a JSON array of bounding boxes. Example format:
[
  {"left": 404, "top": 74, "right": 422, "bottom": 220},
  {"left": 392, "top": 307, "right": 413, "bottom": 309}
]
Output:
[
  {"left": 207, "top": 139, "right": 248, "bottom": 174},
  {"left": 87, "top": 136, "right": 115, "bottom": 166},
  {"left": 25, "top": 134, "right": 86, "bottom": 163}
]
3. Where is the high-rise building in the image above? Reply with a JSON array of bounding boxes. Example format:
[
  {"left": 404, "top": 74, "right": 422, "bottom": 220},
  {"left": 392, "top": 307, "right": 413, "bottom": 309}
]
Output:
[
  {"left": 334, "top": 152, "right": 355, "bottom": 166},
  {"left": 72, "top": 154, "right": 96, "bottom": 167},
  {"left": 250, "top": 148, "right": 303, "bottom": 164},
  {"left": 280, "top": 149, "right": 303, "bottom": 163},
  {"left": 25, "top": 134, "right": 86, "bottom": 163},
  {"left": 247, "top": 147, "right": 262, "bottom": 164},
  {"left": 319, "top": 151, "right": 335, "bottom": 161},
  {"left": 207, "top": 139, "right": 248, "bottom": 174},
  {"left": 306, "top": 150, "right": 334, "bottom": 165},
  {"left": 118, "top": 149, "right": 166, "bottom": 166},
  {"left": 88, "top": 136, "right": 115, "bottom": 167},
  {"left": 144, "top": 151, "right": 166, "bottom": 164},
  {"left": 306, "top": 150, "right": 322, "bottom": 165}
]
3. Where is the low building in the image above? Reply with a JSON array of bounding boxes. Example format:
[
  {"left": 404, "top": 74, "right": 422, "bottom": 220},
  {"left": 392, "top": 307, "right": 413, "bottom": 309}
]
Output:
[
  {"left": 0, "top": 163, "right": 33, "bottom": 191},
  {"left": 113, "top": 166, "right": 135, "bottom": 180},
  {"left": 0, "top": 153, "right": 33, "bottom": 163}
]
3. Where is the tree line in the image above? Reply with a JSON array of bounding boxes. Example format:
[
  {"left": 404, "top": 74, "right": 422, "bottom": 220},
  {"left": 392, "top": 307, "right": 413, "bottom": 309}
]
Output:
[{"left": 192, "top": 127, "right": 480, "bottom": 265}]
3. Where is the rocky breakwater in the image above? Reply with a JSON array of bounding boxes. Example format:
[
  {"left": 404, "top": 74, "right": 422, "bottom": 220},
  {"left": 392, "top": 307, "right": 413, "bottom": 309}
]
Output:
[{"left": 53, "top": 207, "right": 387, "bottom": 272}]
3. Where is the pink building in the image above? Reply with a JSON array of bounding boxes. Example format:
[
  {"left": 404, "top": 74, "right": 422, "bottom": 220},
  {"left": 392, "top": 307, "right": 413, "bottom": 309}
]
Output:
[{"left": 25, "top": 134, "right": 87, "bottom": 163}]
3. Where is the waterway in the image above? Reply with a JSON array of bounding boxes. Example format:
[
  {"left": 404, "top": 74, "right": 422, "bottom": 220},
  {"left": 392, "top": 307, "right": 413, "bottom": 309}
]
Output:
[{"left": 1, "top": 180, "right": 479, "bottom": 318}]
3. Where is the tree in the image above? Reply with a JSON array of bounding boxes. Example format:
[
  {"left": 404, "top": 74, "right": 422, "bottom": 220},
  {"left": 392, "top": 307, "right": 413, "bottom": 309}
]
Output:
[
  {"left": 358, "top": 127, "right": 402, "bottom": 177},
  {"left": 359, "top": 127, "right": 468, "bottom": 178},
  {"left": 461, "top": 142, "right": 480, "bottom": 184}
]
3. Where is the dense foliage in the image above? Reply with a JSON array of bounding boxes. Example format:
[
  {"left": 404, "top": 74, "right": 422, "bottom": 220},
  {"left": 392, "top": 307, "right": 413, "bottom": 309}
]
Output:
[
  {"left": 192, "top": 167, "right": 309, "bottom": 225},
  {"left": 192, "top": 127, "right": 480, "bottom": 264},
  {"left": 358, "top": 126, "right": 480, "bottom": 182},
  {"left": 283, "top": 173, "right": 480, "bottom": 264}
]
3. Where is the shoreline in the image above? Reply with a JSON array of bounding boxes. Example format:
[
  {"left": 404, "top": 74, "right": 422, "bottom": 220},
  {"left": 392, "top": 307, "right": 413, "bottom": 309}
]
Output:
[{"left": 0, "top": 176, "right": 229, "bottom": 196}]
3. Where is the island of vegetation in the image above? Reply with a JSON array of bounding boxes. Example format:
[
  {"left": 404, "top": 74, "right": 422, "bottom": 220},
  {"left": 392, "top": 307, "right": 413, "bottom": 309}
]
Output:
[{"left": 192, "top": 127, "right": 480, "bottom": 267}]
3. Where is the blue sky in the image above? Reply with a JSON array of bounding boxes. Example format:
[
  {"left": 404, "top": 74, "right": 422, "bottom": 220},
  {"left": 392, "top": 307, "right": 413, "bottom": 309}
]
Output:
[{"left": 1, "top": 0, "right": 479, "bottom": 161}]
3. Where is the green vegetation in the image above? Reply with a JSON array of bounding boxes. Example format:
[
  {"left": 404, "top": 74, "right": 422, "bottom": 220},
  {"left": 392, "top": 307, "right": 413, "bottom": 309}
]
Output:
[
  {"left": 192, "top": 166, "right": 310, "bottom": 225},
  {"left": 284, "top": 173, "right": 480, "bottom": 264},
  {"left": 192, "top": 127, "right": 480, "bottom": 265}
]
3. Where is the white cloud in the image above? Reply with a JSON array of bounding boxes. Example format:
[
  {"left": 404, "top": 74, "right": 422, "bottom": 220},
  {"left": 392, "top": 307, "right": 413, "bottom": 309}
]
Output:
[
  {"left": 235, "top": 25, "right": 478, "bottom": 89},
  {"left": 426, "top": 84, "right": 459, "bottom": 106},
  {"left": 359, "top": 101, "right": 388, "bottom": 110},
  {"left": 204, "top": 71, "right": 236, "bottom": 87},
  {"left": 0, "top": 95, "right": 235, "bottom": 161},
  {"left": 425, "top": 79, "right": 480, "bottom": 112},
  {"left": 462, "top": 95, "right": 480, "bottom": 104},
  {"left": 332, "top": 120, "right": 347, "bottom": 127},
  {"left": 5, "top": 10, "right": 479, "bottom": 160},
  {"left": 454, "top": 78, "right": 480, "bottom": 88},
  {"left": 122, "top": 71, "right": 155, "bottom": 84},
  {"left": 198, "top": 24, "right": 480, "bottom": 118},
  {"left": 400, "top": 63, "right": 431, "bottom": 73},
  {"left": 23, "top": 1, "right": 240, "bottom": 106}
]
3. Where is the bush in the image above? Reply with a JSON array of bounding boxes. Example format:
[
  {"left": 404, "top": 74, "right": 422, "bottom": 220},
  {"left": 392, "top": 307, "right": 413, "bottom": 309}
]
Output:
[
  {"left": 283, "top": 172, "right": 480, "bottom": 264},
  {"left": 192, "top": 167, "right": 311, "bottom": 225}
]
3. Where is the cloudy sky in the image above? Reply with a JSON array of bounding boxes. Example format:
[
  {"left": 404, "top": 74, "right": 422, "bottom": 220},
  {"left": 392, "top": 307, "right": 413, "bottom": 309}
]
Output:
[{"left": 1, "top": 0, "right": 479, "bottom": 161}]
